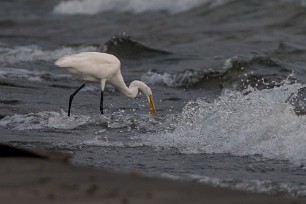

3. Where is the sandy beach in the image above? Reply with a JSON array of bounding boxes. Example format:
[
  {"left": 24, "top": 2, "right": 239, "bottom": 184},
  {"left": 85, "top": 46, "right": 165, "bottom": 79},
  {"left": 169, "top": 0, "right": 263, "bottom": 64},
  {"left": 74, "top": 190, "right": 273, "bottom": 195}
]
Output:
[{"left": 0, "top": 149, "right": 304, "bottom": 204}]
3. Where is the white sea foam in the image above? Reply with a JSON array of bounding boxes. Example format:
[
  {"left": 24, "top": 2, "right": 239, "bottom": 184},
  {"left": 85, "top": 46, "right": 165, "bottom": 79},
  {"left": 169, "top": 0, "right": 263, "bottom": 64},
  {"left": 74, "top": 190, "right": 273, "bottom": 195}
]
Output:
[
  {"left": 83, "top": 136, "right": 125, "bottom": 147},
  {"left": 223, "top": 56, "right": 239, "bottom": 70},
  {"left": 162, "top": 170, "right": 306, "bottom": 197},
  {"left": 82, "top": 134, "right": 145, "bottom": 147},
  {"left": 143, "top": 80, "right": 306, "bottom": 164},
  {"left": 141, "top": 71, "right": 174, "bottom": 87},
  {"left": 0, "top": 68, "right": 71, "bottom": 82},
  {"left": 0, "top": 45, "right": 98, "bottom": 64},
  {"left": 189, "top": 174, "right": 306, "bottom": 197},
  {"left": 0, "top": 111, "right": 93, "bottom": 130},
  {"left": 0, "top": 110, "right": 163, "bottom": 132},
  {"left": 141, "top": 70, "right": 211, "bottom": 87},
  {"left": 53, "top": 0, "right": 232, "bottom": 15}
]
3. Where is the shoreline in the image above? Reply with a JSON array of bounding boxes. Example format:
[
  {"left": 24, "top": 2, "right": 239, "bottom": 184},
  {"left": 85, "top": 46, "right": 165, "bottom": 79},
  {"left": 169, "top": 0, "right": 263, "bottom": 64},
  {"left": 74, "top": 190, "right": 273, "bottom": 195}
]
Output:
[{"left": 0, "top": 156, "right": 304, "bottom": 204}]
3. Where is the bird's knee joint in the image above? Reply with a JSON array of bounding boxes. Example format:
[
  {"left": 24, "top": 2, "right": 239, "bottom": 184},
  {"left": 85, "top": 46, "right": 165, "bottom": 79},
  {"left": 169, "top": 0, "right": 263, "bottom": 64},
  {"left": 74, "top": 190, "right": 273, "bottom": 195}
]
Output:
[{"left": 69, "top": 95, "right": 74, "bottom": 101}]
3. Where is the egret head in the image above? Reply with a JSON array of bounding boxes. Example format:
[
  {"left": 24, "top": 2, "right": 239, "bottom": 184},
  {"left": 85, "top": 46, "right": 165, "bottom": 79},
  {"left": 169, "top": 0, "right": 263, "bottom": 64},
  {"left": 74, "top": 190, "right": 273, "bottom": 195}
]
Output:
[{"left": 130, "top": 80, "right": 157, "bottom": 116}]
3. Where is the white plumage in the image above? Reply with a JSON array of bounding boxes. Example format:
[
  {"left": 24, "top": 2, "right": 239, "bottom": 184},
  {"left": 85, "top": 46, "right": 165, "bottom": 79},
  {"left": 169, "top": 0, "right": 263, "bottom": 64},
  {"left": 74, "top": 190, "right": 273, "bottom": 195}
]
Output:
[{"left": 55, "top": 52, "right": 156, "bottom": 116}]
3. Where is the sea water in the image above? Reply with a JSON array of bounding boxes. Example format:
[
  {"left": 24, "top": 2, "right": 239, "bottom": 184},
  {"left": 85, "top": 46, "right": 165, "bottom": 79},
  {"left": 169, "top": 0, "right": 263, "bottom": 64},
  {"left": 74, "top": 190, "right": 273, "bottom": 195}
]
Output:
[{"left": 1, "top": 0, "right": 306, "bottom": 197}]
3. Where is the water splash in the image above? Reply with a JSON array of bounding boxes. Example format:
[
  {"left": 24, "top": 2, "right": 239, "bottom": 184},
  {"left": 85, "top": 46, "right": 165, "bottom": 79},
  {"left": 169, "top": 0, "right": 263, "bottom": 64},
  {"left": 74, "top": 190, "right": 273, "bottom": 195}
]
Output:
[
  {"left": 0, "top": 110, "right": 166, "bottom": 132},
  {"left": 144, "top": 81, "right": 306, "bottom": 164},
  {"left": 0, "top": 111, "right": 93, "bottom": 130},
  {"left": 83, "top": 136, "right": 125, "bottom": 147}
]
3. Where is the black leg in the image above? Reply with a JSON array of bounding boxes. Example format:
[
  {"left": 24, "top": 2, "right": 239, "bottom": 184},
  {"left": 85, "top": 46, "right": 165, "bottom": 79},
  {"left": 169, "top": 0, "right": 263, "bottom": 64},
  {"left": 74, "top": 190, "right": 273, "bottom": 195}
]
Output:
[
  {"left": 68, "top": 84, "right": 85, "bottom": 116},
  {"left": 100, "top": 91, "right": 103, "bottom": 114}
]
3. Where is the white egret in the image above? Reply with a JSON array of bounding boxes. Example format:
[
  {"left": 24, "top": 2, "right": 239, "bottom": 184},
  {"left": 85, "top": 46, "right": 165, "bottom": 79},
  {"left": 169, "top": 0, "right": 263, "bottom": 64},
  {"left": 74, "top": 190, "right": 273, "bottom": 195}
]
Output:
[{"left": 54, "top": 52, "right": 156, "bottom": 116}]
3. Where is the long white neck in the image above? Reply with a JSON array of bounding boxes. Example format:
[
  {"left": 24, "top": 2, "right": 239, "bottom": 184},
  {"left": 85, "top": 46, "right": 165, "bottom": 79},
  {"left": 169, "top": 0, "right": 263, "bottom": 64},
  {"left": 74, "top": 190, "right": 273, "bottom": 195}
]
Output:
[
  {"left": 107, "top": 70, "right": 152, "bottom": 99},
  {"left": 108, "top": 73, "right": 151, "bottom": 98},
  {"left": 107, "top": 74, "right": 156, "bottom": 115},
  {"left": 121, "top": 80, "right": 152, "bottom": 98}
]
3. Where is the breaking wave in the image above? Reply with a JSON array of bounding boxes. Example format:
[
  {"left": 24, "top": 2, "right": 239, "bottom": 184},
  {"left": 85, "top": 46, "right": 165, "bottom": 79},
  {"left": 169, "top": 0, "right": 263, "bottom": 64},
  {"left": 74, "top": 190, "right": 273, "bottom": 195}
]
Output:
[
  {"left": 103, "top": 33, "right": 171, "bottom": 58},
  {"left": 220, "top": 55, "right": 295, "bottom": 91},
  {"left": 162, "top": 173, "right": 306, "bottom": 197},
  {"left": 143, "top": 80, "right": 306, "bottom": 164},
  {"left": 0, "top": 45, "right": 97, "bottom": 65},
  {"left": 141, "top": 69, "right": 218, "bottom": 88},
  {"left": 0, "top": 68, "right": 71, "bottom": 82},
  {"left": 141, "top": 55, "right": 299, "bottom": 89},
  {"left": 53, "top": 0, "right": 233, "bottom": 15}
]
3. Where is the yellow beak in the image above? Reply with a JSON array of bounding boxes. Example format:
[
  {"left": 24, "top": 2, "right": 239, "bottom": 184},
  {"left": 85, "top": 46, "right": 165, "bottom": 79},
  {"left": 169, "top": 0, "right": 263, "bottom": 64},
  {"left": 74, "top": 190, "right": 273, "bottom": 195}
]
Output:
[{"left": 149, "top": 95, "right": 157, "bottom": 116}]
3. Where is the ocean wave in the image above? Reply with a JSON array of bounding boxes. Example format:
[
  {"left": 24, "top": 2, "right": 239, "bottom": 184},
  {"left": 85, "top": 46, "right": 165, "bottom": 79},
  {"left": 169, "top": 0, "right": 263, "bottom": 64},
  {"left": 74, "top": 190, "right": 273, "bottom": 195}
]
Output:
[
  {"left": 0, "top": 110, "right": 168, "bottom": 149},
  {"left": 0, "top": 45, "right": 97, "bottom": 65},
  {"left": 161, "top": 173, "right": 306, "bottom": 197},
  {"left": 82, "top": 136, "right": 125, "bottom": 147},
  {"left": 52, "top": 0, "right": 232, "bottom": 15},
  {"left": 103, "top": 33, "right": 171, "bottom": 58},
  {"left": 141, "top": 55, "right": 297, "bottom": 89},
  {"left": 0, "top": 111, "right": 94, "bottom": 130},
  {"left": 273, "top": 41, "right": 306, "bottom": 54},
  {"left": 141, "top": 69, "right": 219, "bottom": 88},
  {"left": 82, "top": 135, "right": 146, "bottom": 148},
  {"left": 0, "top": 110, "right": 165, "bottom": 132},
  {"left": 0, "top": 68, "right": 71, "bottom": 82},
  {"left": 190, "top": 174, "right": 306, "bottom": 197},
  {"left": 143, "top": 80, "right": 306, "bottom": 164},
  {"left": 220, "top": 55, "right": 295, "bottom": 91},
  {"left": 0, "top": 68, "right": 107, "bottom": 93}
]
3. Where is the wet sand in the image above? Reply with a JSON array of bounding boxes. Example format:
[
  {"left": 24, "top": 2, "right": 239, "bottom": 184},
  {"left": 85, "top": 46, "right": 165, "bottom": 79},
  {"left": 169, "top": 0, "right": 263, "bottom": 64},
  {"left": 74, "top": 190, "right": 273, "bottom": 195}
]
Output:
[{"left": 0, "top": 156, "right": 304, "bottom": 204}]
